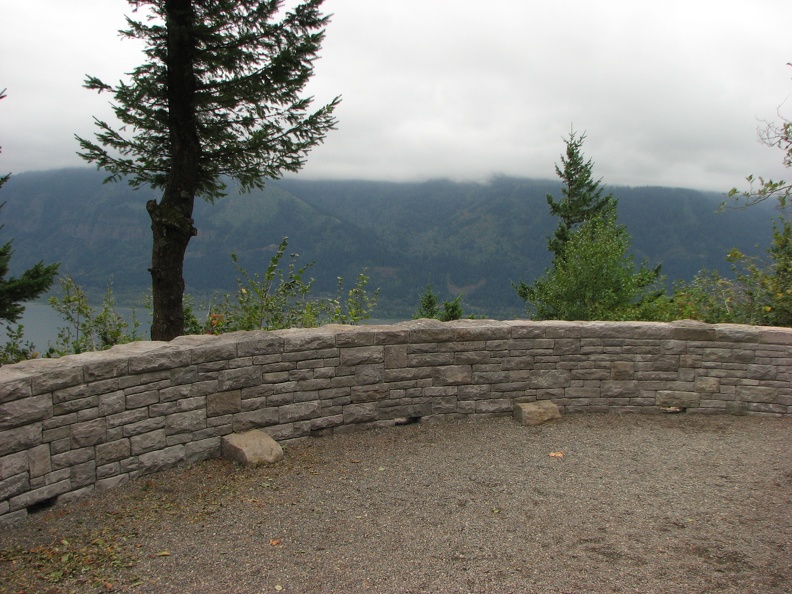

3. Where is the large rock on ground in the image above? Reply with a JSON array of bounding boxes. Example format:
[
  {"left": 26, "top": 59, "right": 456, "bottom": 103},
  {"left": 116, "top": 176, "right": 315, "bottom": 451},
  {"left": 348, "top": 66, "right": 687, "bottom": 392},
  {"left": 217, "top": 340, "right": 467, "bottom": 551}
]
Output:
[
  {"left": 514, "top": 401, "right": 562, "bottom": 426},
  {"left": 221, "top": 430, "right": 284, "bottom": 466}
]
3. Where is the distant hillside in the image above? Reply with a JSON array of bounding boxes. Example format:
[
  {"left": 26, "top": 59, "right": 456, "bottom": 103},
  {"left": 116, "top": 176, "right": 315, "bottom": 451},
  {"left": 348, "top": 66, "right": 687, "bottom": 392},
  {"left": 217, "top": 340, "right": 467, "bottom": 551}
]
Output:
[
  {"left": 0, "top": 168, "right": 775, "bottom": 319},
  {"left": 277, "top": 177, "right": 774, "bottom": 314}
]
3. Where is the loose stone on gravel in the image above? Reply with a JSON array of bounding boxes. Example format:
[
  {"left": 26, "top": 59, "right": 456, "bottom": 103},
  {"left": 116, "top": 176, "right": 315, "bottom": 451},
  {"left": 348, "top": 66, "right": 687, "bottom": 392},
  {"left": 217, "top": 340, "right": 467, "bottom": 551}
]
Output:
[
  {"left": 221, "top": 429, "right": 284, "bottom": 466},
  {"left": 513, "top": 400, "right": 562, "bottom": 425}
]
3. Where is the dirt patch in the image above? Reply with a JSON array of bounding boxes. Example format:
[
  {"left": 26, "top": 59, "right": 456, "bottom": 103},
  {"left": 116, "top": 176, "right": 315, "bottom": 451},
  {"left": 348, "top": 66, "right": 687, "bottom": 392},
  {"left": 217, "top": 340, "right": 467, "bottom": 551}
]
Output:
[{"left": 1, "top": 414, "right": 790, "bottom": 593}]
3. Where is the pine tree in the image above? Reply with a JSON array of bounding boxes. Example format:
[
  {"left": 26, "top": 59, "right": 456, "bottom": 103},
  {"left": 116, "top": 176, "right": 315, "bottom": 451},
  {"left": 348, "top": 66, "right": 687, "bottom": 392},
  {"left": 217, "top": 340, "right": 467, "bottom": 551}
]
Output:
[
  {"left": 0, "top": 90, "right": 59, "bottom": 324},
  {"left": 77, "top": 0, "right": 340, "bottom": 340},
  {"left": 546, "top": 130, "right": 616, "bottom": 258},
  {"left": 413, "top": 282, "right": 465, "bottom": 321},
  {"left": 515, "top": 130, "right": 662, "bottom": 319},
  {"left": 414, "top": 283, "right": 440, "bottom": 319},
  {"left": 0, "top": 237, "right": 59, "bottom": 324}
]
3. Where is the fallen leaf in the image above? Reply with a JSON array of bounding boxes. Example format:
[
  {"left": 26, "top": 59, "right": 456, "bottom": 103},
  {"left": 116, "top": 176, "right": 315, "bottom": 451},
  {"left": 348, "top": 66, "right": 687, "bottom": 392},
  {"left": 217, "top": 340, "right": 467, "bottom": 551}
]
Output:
[
  {"left": 269, "top": 539, "right": 281, "bottom": 546},
  {"left": 275, "top": 585, "right": 283, "bottom": 592},
  {"left": 549, "top": 452, "right": 564, "bottom": 458},
  {"left": 155, "top": 551, "right": 171, "bottom": 556},
  {"left": 378, "top": 466, "right": 385, "bottom": 471}
]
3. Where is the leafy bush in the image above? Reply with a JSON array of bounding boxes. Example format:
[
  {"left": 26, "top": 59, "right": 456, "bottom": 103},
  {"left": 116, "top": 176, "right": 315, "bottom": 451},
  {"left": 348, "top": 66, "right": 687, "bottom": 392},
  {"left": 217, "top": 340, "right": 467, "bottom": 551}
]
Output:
[
  {"left": 47, "top": 276, "right": 141, "bottom": 355},
  {"left": 515, "top": 211, "right": 663, "bottom": 321},
  {"left": 661, "top": 209, "right": 792, "bottom": 326},
  {"left": 200, "top": 238, "right": 378, "bottom": 333},
  {"left": 0, "top": 323, "right": 37, "bottom": 364},
  {"left": 326, "top": 271, "right": 380, "bottom": 325}
]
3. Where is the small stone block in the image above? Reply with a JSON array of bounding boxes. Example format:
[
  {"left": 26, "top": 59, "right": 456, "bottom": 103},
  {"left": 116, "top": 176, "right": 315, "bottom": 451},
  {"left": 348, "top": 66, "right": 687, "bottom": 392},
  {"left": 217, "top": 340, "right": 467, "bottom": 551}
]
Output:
[
  {"left": 514, "top": 401, "right": 561, "bottom": 426},
  {"left": 221, "top": 429, "right": 283, "bottom": 466},
  {"left": 656, "top": 391, "right": 700, "bottom": 409}
]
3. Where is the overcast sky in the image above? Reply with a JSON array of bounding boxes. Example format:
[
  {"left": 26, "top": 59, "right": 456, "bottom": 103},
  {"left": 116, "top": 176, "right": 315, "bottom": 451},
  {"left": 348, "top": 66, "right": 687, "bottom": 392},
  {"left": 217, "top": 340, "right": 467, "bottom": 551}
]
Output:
[{"left": 1, "top": 0, "right": 790, "bottom": 192}]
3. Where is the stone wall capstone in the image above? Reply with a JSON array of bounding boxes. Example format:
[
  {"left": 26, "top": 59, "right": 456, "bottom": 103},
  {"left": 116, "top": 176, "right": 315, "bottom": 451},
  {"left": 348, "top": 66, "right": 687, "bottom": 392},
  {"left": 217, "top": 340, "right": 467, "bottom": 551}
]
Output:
[{"left": 1, "top": 319, "right": 790, "bottom": 526}]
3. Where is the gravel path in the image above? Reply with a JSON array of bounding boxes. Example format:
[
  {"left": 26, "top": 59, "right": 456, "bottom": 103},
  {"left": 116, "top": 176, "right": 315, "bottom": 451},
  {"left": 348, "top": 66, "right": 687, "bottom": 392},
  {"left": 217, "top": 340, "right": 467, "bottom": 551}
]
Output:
[{"left": 2, "top": 413, "right": 791, "bottom": 593}]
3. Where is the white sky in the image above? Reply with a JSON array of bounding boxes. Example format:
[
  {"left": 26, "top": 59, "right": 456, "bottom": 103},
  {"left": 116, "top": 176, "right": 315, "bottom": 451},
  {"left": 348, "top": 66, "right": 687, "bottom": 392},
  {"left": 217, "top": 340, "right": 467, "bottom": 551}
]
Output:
[{"left": 1, "top": 0, "right": 791, "bottom": 192}]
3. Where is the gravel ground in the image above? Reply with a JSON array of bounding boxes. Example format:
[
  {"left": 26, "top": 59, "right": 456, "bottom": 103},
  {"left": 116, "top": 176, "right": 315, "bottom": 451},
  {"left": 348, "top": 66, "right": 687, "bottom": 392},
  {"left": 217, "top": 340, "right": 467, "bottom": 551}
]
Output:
[{"left": 1, "top": 413, "right": 791, "bottom": 594}]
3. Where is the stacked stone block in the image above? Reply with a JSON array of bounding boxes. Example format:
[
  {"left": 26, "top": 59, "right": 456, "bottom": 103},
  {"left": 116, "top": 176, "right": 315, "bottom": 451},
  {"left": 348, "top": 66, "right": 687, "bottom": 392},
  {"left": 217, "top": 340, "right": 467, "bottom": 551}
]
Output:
[{"left": 1, "top": 319, "right": 791, "bottom": 526}]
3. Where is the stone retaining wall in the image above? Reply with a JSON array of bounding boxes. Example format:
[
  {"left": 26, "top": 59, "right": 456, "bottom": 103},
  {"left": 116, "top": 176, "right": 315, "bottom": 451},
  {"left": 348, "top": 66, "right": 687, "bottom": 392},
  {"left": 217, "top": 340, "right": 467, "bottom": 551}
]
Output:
[{"left": 1, "top": 319, "right": 791, "bottom": 525}]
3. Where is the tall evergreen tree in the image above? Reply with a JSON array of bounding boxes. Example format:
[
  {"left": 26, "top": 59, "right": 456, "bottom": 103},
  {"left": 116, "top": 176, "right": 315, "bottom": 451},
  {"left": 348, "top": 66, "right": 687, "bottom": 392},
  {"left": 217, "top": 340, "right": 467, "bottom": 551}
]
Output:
[
  {"left": 546, "top": 130, "right": 616, "bottom": 258},
  {"left": 515, "top": 130, "right": 662, "bottom": 319},
  {"left": 0, "top": 90, "right": 59, "bottom": 323},
  {"left": 77, "top": 0, "right": 340, "bottom": 340}
]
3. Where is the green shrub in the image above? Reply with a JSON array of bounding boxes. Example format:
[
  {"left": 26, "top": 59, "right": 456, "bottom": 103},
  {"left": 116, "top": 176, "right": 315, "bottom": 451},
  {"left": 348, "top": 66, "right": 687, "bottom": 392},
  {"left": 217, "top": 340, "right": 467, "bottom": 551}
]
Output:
[
  {"left": 200, "top": 238, "right": 378, "bottom": 333},
  {"left": 48, "top": 277, "right": 140, "bottom": 355},
  {"left": 0, "top": 323, "right": 37, "bottom": 364},
  {"left": 414, "top": 282, "right": 465, "bottom": 321}
]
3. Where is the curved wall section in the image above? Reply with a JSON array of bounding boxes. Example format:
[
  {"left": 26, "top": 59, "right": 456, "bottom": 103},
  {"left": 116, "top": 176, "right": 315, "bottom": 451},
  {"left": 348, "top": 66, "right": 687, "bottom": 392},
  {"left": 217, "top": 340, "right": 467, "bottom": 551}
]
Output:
[{"left": 1, "top": 319, "right": 791, "bottom": 525}]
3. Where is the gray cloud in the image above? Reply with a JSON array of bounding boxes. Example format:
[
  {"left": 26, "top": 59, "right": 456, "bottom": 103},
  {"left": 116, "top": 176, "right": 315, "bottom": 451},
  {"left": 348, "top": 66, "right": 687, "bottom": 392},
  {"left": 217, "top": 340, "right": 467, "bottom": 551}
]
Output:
[{"left": 1, "top": 0, "right": 790, "bottom": 192}]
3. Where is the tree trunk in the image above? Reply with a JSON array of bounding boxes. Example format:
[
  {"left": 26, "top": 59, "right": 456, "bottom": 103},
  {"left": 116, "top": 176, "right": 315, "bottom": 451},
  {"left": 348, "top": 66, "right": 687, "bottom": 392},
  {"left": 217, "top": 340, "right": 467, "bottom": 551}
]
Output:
[
  {"left": 149, "top": 0, "right": 200, "bottom": 341},
  {"left": 148, "top": 200, "right": 197, "bottom": 341}
]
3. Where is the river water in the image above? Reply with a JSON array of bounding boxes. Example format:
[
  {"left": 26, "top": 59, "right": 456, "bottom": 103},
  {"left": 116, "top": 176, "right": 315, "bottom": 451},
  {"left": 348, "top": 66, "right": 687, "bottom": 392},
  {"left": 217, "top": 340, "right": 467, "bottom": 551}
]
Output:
[{"left": 1, "top": 302, "right": 149, "bottom": 351}]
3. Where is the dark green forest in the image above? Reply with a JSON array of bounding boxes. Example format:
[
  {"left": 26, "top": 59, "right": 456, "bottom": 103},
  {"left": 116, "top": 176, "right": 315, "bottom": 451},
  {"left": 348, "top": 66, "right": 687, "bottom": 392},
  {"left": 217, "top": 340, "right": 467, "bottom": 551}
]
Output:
[{"left": 0, "top": 168, "right": 774, "bottom": 319}]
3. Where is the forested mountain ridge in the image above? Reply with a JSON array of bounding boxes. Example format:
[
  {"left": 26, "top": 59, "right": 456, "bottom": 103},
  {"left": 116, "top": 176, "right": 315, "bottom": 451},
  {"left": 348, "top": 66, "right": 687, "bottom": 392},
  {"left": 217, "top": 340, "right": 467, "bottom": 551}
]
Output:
[{"left": 0, "top": 168, "right": 774, "bottom": 319}]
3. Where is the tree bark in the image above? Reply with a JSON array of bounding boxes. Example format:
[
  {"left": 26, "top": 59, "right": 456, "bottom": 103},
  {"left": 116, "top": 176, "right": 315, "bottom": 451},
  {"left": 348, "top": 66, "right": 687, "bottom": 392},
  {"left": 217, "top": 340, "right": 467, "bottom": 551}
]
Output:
[
  {"left": 149, "top": 0, "right": 200, "bottom": 341},
  {"left": 148, "top": 200, "right": 196, "bottom": 341}
]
